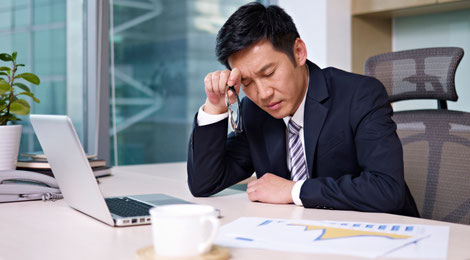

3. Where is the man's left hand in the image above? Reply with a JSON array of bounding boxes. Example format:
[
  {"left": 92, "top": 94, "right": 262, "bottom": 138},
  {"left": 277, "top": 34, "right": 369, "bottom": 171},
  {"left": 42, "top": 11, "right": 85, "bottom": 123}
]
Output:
[{"left": 246, "top": 173, "right": 295, "bottom": 204}]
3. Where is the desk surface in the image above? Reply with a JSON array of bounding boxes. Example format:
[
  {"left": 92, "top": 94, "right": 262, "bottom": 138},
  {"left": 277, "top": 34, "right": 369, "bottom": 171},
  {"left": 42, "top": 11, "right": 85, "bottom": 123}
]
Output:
[{"left": 1, "top": 162, "right": 469, "bottom": 260}]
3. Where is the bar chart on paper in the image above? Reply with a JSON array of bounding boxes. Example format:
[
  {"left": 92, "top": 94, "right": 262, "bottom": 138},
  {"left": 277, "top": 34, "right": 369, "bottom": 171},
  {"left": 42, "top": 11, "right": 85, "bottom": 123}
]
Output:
[{"left": 215, "top": 217, "right": 449, "bottom": 258}]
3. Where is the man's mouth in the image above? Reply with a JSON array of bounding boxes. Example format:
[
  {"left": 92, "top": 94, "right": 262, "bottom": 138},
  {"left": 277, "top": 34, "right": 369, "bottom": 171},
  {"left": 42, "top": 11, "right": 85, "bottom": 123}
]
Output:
[{"left": 266, "top": 101, "right": 281, "bottom": 111}]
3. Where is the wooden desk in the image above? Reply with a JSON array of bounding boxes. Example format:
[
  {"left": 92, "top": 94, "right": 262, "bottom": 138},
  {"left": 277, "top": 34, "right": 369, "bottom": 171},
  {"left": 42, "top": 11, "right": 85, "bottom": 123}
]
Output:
[{"left": 1, "top": 162, "right": 469, "bottom": 260}]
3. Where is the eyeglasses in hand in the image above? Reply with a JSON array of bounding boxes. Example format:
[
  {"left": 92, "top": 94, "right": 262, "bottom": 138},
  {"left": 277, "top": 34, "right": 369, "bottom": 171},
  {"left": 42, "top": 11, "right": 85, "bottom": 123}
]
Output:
[{"left": 225, "top": 85, "right": 243, "bottom": 133}]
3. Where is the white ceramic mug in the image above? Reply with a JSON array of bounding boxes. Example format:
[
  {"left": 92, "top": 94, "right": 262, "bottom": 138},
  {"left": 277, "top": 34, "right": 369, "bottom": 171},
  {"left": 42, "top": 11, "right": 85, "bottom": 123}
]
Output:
[{"left": 149, "top": 204, "right": 220, "bottom": 257}]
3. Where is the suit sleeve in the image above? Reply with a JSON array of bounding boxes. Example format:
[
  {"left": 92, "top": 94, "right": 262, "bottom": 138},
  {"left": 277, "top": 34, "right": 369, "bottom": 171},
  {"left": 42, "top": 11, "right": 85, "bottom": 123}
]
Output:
[
  {"left": 187, "top": 108, "right": 255, "bottom": 197},
  {"left": 299, "top": 77, "right": 407, "bottom": 214}
]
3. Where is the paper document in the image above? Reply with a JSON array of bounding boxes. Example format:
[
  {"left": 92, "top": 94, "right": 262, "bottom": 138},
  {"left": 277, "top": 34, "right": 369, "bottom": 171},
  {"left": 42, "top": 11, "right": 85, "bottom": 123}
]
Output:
[{"left": 215, "top": 217, "right": 449, "bottom": 258}]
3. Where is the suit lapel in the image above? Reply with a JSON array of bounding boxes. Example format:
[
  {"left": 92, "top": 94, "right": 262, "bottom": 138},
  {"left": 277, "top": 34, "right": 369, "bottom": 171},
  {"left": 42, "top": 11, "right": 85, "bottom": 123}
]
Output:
[
  {"left": 304, "top": 61, "right": 330, "bottom": 177},
  {"left": 263, "top": 117, "right": 290, "bottom": 179}
]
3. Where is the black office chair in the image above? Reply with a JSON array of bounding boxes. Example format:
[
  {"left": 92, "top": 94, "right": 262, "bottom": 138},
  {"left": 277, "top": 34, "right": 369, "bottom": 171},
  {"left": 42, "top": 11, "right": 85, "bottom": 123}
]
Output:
[{"left": 365, "top": 47, "right": 470, "bottom": 224}]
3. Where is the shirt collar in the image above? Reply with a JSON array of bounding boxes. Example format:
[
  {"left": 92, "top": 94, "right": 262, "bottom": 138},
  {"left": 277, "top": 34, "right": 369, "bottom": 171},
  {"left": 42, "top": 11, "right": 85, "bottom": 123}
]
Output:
[{"left": 283, "top": 63, "right": 309, "bottom": 128}]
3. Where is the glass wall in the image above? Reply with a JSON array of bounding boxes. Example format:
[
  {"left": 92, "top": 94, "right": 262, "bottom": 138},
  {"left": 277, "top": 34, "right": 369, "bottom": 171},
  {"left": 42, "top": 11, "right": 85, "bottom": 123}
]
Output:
[
  {"left": 1, "top": 0, "right": 257, "bottom": 165},
  {"left": 0, "top": 0, "right": 88, "bottom": 155},
  {"left": 109, "top": 0, "right": 251, "bottom": 165}
]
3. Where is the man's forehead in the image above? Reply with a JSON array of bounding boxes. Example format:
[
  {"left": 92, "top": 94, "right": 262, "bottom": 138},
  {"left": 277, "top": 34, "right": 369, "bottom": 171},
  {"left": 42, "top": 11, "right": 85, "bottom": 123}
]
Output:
[{"left": 227, "top": 39, "right": 276, "bottom": 69}]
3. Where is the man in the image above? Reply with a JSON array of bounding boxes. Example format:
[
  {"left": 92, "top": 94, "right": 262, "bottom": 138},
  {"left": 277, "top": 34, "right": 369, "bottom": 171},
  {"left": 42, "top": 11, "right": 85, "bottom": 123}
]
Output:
[{"left": 187, "top": 2, "right": 419, "bottom": 217}]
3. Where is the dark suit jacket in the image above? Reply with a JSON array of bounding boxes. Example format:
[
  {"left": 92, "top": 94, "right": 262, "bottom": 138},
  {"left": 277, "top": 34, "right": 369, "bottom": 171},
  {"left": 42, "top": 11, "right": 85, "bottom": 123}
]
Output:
[{"left": 187, "top": 60, "right": 419, "bottom": 217}]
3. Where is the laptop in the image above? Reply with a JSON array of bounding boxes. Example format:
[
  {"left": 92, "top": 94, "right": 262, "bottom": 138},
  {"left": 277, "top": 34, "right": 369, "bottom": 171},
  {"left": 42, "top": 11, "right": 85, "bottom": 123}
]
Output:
[{"left": 30, "top": 114, "right": 192, "bottom": 227}]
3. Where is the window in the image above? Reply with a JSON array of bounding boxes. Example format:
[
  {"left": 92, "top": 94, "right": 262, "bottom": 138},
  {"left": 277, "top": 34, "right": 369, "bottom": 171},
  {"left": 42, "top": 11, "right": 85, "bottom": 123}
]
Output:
[
  {"left": 0, "top": 0, "right": 89, "bottom": 155},
  {"left": 1, "top": 0, "right": 259, "bottom": 165},
  {"left": 109, "top": 0, "right": 252, "bottom": 165}
]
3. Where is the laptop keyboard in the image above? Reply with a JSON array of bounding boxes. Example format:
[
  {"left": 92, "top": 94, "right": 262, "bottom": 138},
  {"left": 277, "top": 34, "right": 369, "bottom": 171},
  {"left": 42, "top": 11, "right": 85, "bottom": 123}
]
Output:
[{"left": 105, "top": 197, "right": 153, "bottom": 217}]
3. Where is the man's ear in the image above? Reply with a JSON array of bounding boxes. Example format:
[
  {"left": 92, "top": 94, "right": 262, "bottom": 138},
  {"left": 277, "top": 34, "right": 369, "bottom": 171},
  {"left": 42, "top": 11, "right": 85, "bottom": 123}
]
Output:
[{"left": 293, "top": 38, "right": 307, "bottom": 66}]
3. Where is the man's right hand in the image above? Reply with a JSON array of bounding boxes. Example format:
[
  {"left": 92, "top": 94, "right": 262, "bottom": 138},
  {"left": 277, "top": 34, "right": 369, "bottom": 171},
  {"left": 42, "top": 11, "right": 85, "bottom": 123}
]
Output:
[{"left": 203, "top": 68, "right": 241, "bottom": 115}]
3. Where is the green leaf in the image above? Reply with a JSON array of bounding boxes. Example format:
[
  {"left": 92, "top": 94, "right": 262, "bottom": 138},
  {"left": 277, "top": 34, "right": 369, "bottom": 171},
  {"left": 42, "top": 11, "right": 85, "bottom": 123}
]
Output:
[
  {"left": 0, "top": 71, "right": 8, "bottom": 77},
  {"left": 0, "top": 80, "right": 10, "bottom": 95},
  {"left": 13, "top": 82, "right": 30, "bottom": 92},
  {"left": 17, "top": 73, "right": 40, "bottom": 85},
  {"left": 18, "top": 91, "right": 40, "bottom": 103},
  {"left": 0, "top": 53, "right": 12, "bottom": 62},
  {"left": 12, "top": 51, "right": 17, "bottom": 60},
  {"left": 0, "top": 66, "right": 10, "bottom": 72},
  {"left": 16, "top": 64, "right": 25, "bottom": 67},
  {"left": 10, "top": 99, "right": 30, "bottom": 115}
]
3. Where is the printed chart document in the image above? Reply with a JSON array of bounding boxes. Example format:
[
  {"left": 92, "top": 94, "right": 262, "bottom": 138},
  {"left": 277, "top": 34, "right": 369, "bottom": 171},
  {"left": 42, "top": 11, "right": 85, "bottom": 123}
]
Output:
[{"left": 215, "top": 217, "right": 449, "bottom": 258}]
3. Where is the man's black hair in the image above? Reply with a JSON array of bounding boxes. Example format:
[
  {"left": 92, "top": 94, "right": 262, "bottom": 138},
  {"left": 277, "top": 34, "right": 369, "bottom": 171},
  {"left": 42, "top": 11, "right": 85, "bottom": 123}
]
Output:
[{"left": 216, "top": 2, "right": 300, "bottom": 69}]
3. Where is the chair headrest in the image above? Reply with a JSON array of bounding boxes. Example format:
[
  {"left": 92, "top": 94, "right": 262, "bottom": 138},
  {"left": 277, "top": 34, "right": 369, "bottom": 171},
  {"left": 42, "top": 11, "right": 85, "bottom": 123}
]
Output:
[{"left": 365, "top": 47, "right": 464, "bottom": 103}]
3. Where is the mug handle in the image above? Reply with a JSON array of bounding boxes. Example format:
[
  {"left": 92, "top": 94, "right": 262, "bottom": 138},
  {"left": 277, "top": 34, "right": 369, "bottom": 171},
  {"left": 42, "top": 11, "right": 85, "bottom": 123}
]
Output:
[{"left": 198, "top": 215, "right": 220, "bottom": 254}]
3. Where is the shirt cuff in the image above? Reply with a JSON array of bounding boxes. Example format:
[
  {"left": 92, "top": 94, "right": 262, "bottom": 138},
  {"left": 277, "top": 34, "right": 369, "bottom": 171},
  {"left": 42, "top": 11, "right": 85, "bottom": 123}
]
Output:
[
  {"left": 291, "top": 180, "right": 305, "bottom": 206},
  {"left": 197, "top": 105, "right": 229, "bottom": 126}
]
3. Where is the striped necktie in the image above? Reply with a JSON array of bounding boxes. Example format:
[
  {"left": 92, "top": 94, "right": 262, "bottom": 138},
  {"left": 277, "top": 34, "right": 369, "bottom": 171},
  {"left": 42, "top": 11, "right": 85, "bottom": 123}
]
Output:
[{"left": 288, "top": 119, "right": 308, "bottom": 181}]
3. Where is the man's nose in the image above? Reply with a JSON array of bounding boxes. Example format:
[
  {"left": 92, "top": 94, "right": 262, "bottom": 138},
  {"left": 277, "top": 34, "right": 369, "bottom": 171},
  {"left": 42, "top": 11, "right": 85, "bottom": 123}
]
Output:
[{"left": 258, "top": 82, "right": 274, "bottom": 101}]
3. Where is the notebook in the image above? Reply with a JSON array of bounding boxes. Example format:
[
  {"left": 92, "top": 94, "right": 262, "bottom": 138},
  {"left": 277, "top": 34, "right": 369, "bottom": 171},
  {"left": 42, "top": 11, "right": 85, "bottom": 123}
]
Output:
[{"left": 30, "top": 114, "right": 192, "bottom": 226}]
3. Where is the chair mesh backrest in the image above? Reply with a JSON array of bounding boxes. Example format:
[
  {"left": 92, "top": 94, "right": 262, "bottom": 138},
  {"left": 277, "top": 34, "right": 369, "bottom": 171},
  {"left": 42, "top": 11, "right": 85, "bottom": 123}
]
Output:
[
  {"left": 393, "top": 110, "right": 470, "bottom": 224},
  {"left": 365, "top": 47, "right": 463, "bottom": 103}
]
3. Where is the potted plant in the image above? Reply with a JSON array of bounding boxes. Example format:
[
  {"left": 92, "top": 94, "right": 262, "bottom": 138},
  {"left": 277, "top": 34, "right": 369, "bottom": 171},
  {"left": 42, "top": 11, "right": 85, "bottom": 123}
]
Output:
[{"left": 0, "top": 51, "right": 40, "bottom": 170}]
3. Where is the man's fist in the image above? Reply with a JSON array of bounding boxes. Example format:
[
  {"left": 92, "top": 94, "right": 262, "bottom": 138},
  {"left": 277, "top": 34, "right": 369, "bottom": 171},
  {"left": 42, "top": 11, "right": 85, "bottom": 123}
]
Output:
[
  {"left": 203, "top": 68, "right": 241, "bottom": 115},
  {"left": 246, "top": 173, "right": 295, "bottom": 204}
]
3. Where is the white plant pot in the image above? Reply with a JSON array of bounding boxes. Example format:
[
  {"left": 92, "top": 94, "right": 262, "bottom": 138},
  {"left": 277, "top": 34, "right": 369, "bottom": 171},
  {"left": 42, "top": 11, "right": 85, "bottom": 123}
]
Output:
[{"left": 0, "top": 125, "right": 22, "bottom": 171}]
